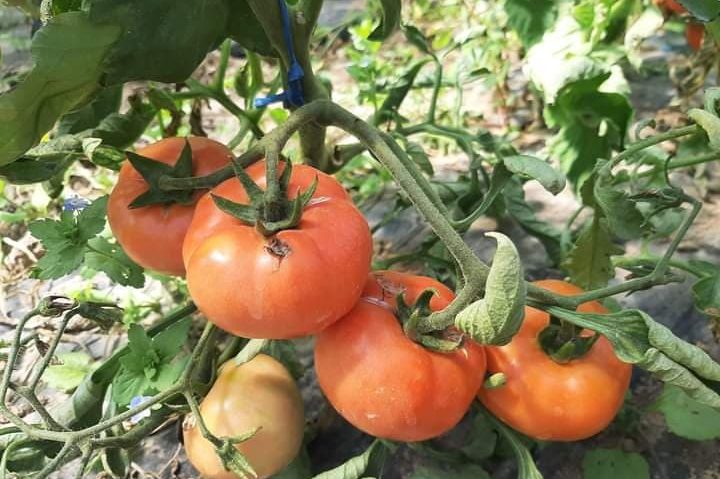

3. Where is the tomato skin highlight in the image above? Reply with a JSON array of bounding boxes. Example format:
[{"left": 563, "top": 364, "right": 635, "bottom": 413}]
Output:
[
  {"left": 108, "top": 137, "right": 232, "bottom": 276},
  {"left": 183, "top": 354, "right": 304, "bottom": 479},
  {"left": 479, "top": 279, "right": 632, "bottom": 442},
  {"left": 315, "top": 271, "right": 487, "bottom": 442},
  {"left": 184, "top": 161, "right": 372, "bottom": 339},
  {"left": 686, "top": 22, "right": 705, "bottom": 51}
]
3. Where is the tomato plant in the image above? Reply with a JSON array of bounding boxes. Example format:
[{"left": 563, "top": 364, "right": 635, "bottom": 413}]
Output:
[
  {"left": 1, "top": 0, "right": 720, "bottom": 478},
  {"left": 315, "top": 271, "right": 486, "bottom": 442}
]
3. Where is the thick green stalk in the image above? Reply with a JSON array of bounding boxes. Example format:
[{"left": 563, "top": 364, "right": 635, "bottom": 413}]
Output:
[{"left": 246, "top": 0, "right": 331, "bottom": 169}]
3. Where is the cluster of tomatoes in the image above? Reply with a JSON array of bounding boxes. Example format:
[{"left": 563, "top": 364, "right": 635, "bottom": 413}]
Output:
[
  {"left": 107, "top": 138, "right": 631, "bottom": 478},
  {"left": 655, "top": 0, "right": 706, "bottom": 51}
]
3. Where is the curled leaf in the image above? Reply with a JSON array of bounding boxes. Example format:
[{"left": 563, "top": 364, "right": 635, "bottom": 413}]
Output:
[
  {"left": 503, "top": 154, "right": 566, "bottom": 195},
  {"left": 455, "top": 233, "right": 526, "bottom": 345},
  {"left": 640, "top": 350, "right": 720, "bottom": 408},
  {"left": 646, "top": 320, "right": 720, "bottom": 382},
  {"left": 546, "top": 306, "right": 720, "bottom": 409},
  {"left": 688, "top": 108, "right": 720, "bottom": 150}
]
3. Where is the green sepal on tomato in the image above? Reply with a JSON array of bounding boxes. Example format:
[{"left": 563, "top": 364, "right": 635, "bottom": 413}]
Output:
[
  {"left": 183, "top": 160, "right": 373, "bottom": 339},
  {"left": 315, "top": 271, "right": 487, "bottom": 442},
  {"left": 479, "top": 280, "right": 632, "bottom": 442},
  {"left": 108, "top": 137, "right": 233, "bottom": 276}
]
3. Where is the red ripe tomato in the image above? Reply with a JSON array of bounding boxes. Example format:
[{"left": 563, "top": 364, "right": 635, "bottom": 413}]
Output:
[
  {"left": 655, "top": 0, "right": 687, "bottom": 15},
  {"left": 686, "top": 22, "right": 705, "bottom": 51},
  {"left": 183, "top": 354, "right": 304, "bottom": 479},
  {"left": 479, "top": 279, "right": 632, "bottom": 441},
  {"left": 315, "top": 271, "right": 487, "bottom": 442},
  {"left": 183, "top": 161, "right": 372, "bottom": 339},
  {"left": 108, "top": 137, "right": 232, "bottom": 276}
]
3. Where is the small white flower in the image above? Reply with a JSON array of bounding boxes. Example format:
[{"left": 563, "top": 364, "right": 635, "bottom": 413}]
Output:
[{"left": 129, "top": 395, "right": 153, "bottom": 424}]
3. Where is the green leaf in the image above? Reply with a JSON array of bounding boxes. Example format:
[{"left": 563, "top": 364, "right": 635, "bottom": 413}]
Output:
[
  {"left": 153, "top": 317, "right": 191, "bottom": 361},
  {"left": 574, "top": 0, "right": 635, "bottom": 46},
  {"left": 676, "top": 0, "right": 720, "bottom": 22},
  {"left": 653, "top": 385, "right": 720, "bottom": 440},
  {"left": 546, "top": 75, "right": 632, "bottom": 186},
  {"left": 461, "top": 413, "right": 497, "bottom": 461},
  {"left": 688, "top": 108, "right": 720, "bottom": 150},
  {"left": 0, "top": 156, "right": 73, "bottom": 184},
  {"left": 88, "top": 0, "right": 228, "bottom": 84},
  {"left": 85, "top": 237, "right": 145, "bottom": 288},
  {"left": 77, "top": 196, "right": 109, "bottom": 241},
  {"left": 111, "top": 364, "right": 150, "bottom": 405},
  {"left": 526, "top": 17, "right": 605, "bottom": 103},
  {"left": 28, "top": 196, "right": 109, "bottom": 280},
  {"left": 91, "top": 97, "right": 155, "bottom": 149},
  {"left": 151, "top": 354, "right": 189, "bottom": 390},
  {"left": 112, "top": 320, "right": 189, "bottom": 405},
  {"left": 274, "top": 449, "right": 313, "bottom": 479},
  {"left": 692, "top": 273, "right": 720, "bottom": 318},
  {"left": 582, "top": 449, "right": 649, "bottom": 479},
  {"left": 226, "top": 0, "right": 276, "bottom": 57},
  {"left": 563, "top": 216, "right": 622, "bottom": 290},
  {"left": 410, "top": 465, "right": 490, "bottom": 479},
  {"left": 504, "top": 0, "right": 557, "bottom": 47},
  {"left": 0, "top": 12, "right": 120, "bottom": 165},
  {"left": 102, "top": 445, "right": 130, "bottom": 479},
  {"left": 369, "top": 0, "right": 401, "bottom": 41},
  {"left": 456, "top": 232, "right": 526, "bottom": 346},
  {"left": 403, "top": 25, "right": 433, "bottom": 55},
  {"left": 44, "top": 352, "right": 97, "bottom": 393},
  {"left": 126, "top": 324, "right": 156, "bottom": 364},
  {"left": 50, "top": 0, "right": 82, "bottom": 14},
  {"left": 592, "top": 166, "right": 644, "bottom": 240},
  {"left": 147, "top": 88, "right": 179, "bottom": 113},
  {"left": 546, "top": 307, "right": 720, "bottom": 408},
  {"left": 502, "top": 178, "right": 563, "bottom": 263},
  {"left": 57, "top": 85, "right": 123, "bottom": 136},
  {"left": 313, "top": 440, "right": 388, "bottom": 479},
  {"left": 487, "top": 413, "right": 543, "bottom": 479},
  {"left": 503, "top": 155, "right": 566, "bottom": 195},
  {"left": 373, "top": 59, "right": 430, "bottom": 125}
]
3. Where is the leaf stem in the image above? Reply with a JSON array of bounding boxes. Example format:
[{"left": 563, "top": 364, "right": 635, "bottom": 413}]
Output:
[{"left": 611, "top": 125, "right": 699, "bottom": 167}]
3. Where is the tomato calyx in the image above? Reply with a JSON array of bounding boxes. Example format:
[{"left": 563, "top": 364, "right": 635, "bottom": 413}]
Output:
[
  {"left": 538, "top": 316, "right": 599, "bottom": 363},
  {"left": 211, "top": 158, "right": 318, "bottom": 236},
  {"left": 397, "top": 289, "right": 463, "bottom": 352},
  {"left": 126, "top": 140, "right": 197, "bottom": 208}
]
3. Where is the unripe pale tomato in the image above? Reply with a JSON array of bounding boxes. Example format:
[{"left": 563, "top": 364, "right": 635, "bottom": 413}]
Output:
[
  {"left": 183, "top": 161, "right": 372, "bottom": 339},
  {"left": 479, "top": 279, "right": 632, "bottom": 441},
  {"left": 315, "top": 271, "right": 487, "bottom": 442},
  {"left": 183, "top": 354, "right": 304, "bottom": 479},
  {"left": 108, "top": 137, "right": 232, "bottom": 276}
]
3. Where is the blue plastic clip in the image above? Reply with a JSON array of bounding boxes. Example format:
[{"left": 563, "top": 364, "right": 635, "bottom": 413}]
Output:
[{"left": 254, "top": 0, "right": 305, "bottom": 109}]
